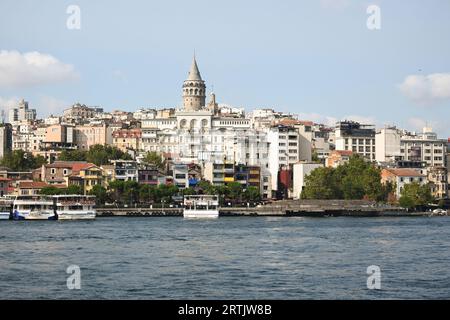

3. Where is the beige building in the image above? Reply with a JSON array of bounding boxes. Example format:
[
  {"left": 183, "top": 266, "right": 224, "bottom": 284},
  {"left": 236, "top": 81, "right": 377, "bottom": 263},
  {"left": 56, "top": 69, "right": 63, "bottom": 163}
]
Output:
[
  {"left": 381, "top": 168, "right": 427, "bottom": 199},
  {"left": 112, "top": 128, "right": 142, "bottom": 152},
  {"left": 427, "top": 166, "right": 448, "bottom": 200},
  {"left": 73, "top": 124, "right": 113, "bottom": 150},
  {"left": 326, "top": 150, "right": 353, "bottom": 168}
]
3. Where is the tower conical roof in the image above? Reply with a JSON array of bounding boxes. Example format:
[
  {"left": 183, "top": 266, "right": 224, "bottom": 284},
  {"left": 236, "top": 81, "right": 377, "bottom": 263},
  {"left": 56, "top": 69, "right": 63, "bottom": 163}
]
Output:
[{"left": 186, "top": 56, "right": 202, "bottom": 81}]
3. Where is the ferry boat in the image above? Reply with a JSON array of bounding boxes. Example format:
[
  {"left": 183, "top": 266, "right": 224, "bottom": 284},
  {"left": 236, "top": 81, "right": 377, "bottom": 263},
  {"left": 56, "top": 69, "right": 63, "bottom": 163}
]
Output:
[
  {"left": 183, "top": 195, "right": 219, "bottom": 219},
  {"left": 12, "top": 195, "right": 57, "bottom": 220},
  {"left": 0, "top": 198, "right": 12, "bottom": 220},
  {"left": 54, "top": 195, "right": 96, "bottom": 220}
]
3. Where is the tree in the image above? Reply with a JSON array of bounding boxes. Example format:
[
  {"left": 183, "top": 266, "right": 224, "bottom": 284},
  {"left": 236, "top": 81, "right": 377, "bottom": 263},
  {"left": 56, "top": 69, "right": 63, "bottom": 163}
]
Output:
[
  {"left": 88, "top": 185, "right": 109, "bottom": 205},
  {"left": 143, "top": 151, "right": 165, "bottom": 170},
  {"left": 85, "top": 145, "right": 132, "bottom": 166},
  {"left": 243, "top": 186, "right": 261, "bottom": 202},
  {"left": 399, "top": 182, "right": 434, "bottom": 209},
  {"left": 108, "top": 180, "right": 125, "bottom": 203},
  {"left": 157, "top": 184, "right": 179, "bottom": 203},
  {"left": 197, "top": 180, "right": 215, "bottom": 195},
  {"left": 58, "top": 149, "right": 87, "bottom": 162},
  {"left": 227, "top": 182, "right": 243, "bottom": 205},
  {"left": 40, "top": 186, "right": 63, "bottom": 195},
  {"left": 181, "top": 187, "right": 196, "bottom": 196},
  {"left": 138, "top": 184, "right": 158, "bottom": 204},
  {"left": 0, "top": 150, "right": 46, "bottom": 171},
  {"left": 301, "top": 155, "right": 390, "bottom": 202},
  {"left": 123, "top": 180, "right": 140, "bottom": 206},
  {"left": 66, "top": 184, "right": 83, "bottom": 195},
  {"left": 301, "top": 167, "right": 339, "bottom": 199}
]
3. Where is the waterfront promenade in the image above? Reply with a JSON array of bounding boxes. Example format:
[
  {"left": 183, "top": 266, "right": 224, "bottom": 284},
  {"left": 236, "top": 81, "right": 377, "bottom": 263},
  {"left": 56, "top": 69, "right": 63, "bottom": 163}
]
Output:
[{"left": 96, "top": 200, "right": 435, "bottom": 217}]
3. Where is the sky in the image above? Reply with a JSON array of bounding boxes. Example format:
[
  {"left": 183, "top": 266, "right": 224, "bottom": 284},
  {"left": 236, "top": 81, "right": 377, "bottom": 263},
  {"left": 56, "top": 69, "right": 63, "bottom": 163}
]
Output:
[{"left": 0, "top": 0, "right": 449, "bottom": 137}]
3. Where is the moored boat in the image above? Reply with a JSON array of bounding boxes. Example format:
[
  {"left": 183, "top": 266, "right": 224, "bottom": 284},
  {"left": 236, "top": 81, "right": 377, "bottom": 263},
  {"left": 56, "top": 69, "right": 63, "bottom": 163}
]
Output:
[
  {"left": 53, "top": 195, "right": 96, "bottom": 220},
  {"left": 12, "top": 195, "right": 57, "bottom": 220},
  {"left": 0, "top": 198, "right": 13, "bottom": 220},
  {"left": 183, "top": 195, "right": 219, "bottom": 219}
]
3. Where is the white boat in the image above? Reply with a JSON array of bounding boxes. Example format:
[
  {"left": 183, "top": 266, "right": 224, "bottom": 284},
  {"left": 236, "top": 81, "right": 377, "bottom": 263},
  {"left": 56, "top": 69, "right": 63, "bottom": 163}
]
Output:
[
  {"left": 0, "top": 198, "right": 12, "bottom": 220},
  {"left": 53, "top": 195, "right": 96, "bottom": 220},
  {"left": 12, "top": 195, "right": 57, "bottom": 221},
  {"left": 431, "top": 208, "right": 448, "bottom": 216},
  {"left": 183, "top": 195, "right": 219, "bottom": 219}
]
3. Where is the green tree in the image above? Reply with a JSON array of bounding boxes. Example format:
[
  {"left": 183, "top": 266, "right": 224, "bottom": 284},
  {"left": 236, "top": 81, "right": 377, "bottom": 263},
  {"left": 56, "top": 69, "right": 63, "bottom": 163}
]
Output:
[
  {"left": 243, "top": 186, "right": 261, "bottom": 202},
  {"left": 301, "top": 155, "right": 389, "bottom": 202},
  {"left": 88, "top": 185, "right": 109, "bottom": 205},
  {"left": 157, "top": 184, "right": 179, "bottom": 203},
  {"left": 399, "top": 182, "right": 434, "bottom": 209},
  {"left": 58, "top": 150, "right": 87, "bottom": 161},
  {"left": 123, "top": 180, "right": 140, "bottom": 205},
  {"left": 138, "top": 184, "right": 158, "bottom": 204},
  {"left": 301, "top": 167, "right": 339, "bottom": 199},
  {"left": 181, "top": 187, "right": 196, "bottom": 196},
  {"left": 58, "top": 149, "right": 87, "bottom": 162},
  {"left": 66, "top": 184, "right": 83, "bottom": 195},
  {"left": 108, "top": 180, "right": 125, "bottom": 203},
  {"left": 86, "top": 145, "right": 132, "bottom": 166},
  {"left": 197, "top": 180, "right": 215, "bottom": 195},
  {"left": 227, "top": 182, "right": 243, "bottom": 205},
  {"left": 143, "top": 151, "right": 165, "bottom": 170},
  {"left": 40, "top": 186, "right": 63, "bottom": 195},
  {"left": 0, "top": 150, "right": 46, "bottom": 171}
]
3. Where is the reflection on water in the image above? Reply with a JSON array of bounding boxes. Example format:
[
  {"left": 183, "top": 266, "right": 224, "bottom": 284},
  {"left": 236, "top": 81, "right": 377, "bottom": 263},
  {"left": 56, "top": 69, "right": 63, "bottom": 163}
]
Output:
[{"left": 1, "top": 216, "right": 450, "bottom": 299}]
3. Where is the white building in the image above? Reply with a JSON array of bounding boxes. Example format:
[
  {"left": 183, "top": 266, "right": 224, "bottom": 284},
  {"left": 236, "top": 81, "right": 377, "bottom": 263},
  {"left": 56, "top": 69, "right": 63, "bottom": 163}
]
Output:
[
  {"left": 375, "top": 126, "right": 402, "bottom": 163},
  {"left": 267, "top": 125, "right": 301, "bottom": 195},
  {"left": 400, "top": 127, "right": 447, "bottom": 167},
  {"left": 292, "top": 162, "right": 323, "bottom": 199},
  {"left": 9, "top": 99, "right": 36, "bottom": 123},
  {"left": 335, "top": 121, "right": 376, "bottom": 161}
]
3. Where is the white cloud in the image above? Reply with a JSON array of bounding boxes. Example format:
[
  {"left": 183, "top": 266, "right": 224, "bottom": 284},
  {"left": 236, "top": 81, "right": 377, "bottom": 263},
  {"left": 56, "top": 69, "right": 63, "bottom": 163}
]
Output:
[
  {"left": 297, "top": 112, "right": 337, "bottom": 126},
  {"left": 0, "top": 96, "right": 18, "bottom": 121},
  {"left": 0, "top": 96, "right": 18, "bottom": 110},
  {"left": 407, "top": 117, "right": 443, "bottom": 134},
  {"left": 0, "top": 50, "right": 79, "bottom": 88},
  {"left": 38, "top": 95, "right": 68, "bottom": 117},
  {"left": 399, "top": 73, "right": 450, "bottom": 105}
]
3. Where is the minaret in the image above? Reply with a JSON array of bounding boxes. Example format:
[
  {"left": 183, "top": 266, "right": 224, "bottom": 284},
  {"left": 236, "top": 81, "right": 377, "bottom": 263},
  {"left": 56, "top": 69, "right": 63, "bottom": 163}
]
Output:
[{"left": 182, "top": 56, "right": 206, "bottom": 111}]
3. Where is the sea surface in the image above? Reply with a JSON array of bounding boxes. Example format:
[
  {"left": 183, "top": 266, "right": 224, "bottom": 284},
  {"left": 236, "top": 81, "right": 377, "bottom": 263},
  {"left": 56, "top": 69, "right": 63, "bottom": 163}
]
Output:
[{"left": 1, "top": 216, "right": 450, "bottom": 299}]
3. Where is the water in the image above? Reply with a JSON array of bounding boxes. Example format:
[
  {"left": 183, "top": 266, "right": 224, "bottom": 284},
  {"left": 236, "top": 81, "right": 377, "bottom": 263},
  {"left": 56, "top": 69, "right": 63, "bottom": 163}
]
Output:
[{"left": 1, "top": 216, "right": 450, "bottom": 299}]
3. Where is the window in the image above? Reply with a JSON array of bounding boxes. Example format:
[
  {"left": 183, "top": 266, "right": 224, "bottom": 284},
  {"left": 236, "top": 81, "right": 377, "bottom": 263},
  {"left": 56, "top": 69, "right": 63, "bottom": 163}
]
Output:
[{"left": 51, "top": 168, "right": 56, "bottom": 174}]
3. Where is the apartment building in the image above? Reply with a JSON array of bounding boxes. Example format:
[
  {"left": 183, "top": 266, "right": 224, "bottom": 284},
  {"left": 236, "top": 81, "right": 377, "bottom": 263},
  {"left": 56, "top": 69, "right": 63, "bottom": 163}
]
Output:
[{"left": 335, "top": 121, "right": 376, "bottom": 161}]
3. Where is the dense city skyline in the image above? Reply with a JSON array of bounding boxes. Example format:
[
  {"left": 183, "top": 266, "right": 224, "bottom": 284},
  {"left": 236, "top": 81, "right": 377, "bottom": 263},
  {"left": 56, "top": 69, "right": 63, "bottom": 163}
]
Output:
[{"left": 0, "top": 0, "right": 449, "bottom": 137}]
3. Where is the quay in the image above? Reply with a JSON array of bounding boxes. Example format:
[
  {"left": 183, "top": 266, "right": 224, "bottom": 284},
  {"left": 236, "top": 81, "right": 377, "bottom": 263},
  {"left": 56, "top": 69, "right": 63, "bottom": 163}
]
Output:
[{"left": 95, "top": 200, "right": 437, "bottom": 217}]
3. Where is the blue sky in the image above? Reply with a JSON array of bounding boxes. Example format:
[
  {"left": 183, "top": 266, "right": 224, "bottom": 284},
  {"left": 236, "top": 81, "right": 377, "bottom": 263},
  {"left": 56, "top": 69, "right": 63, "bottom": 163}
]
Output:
[{"left": 0, "top": 0, "right": 449, "bottom": 137}]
